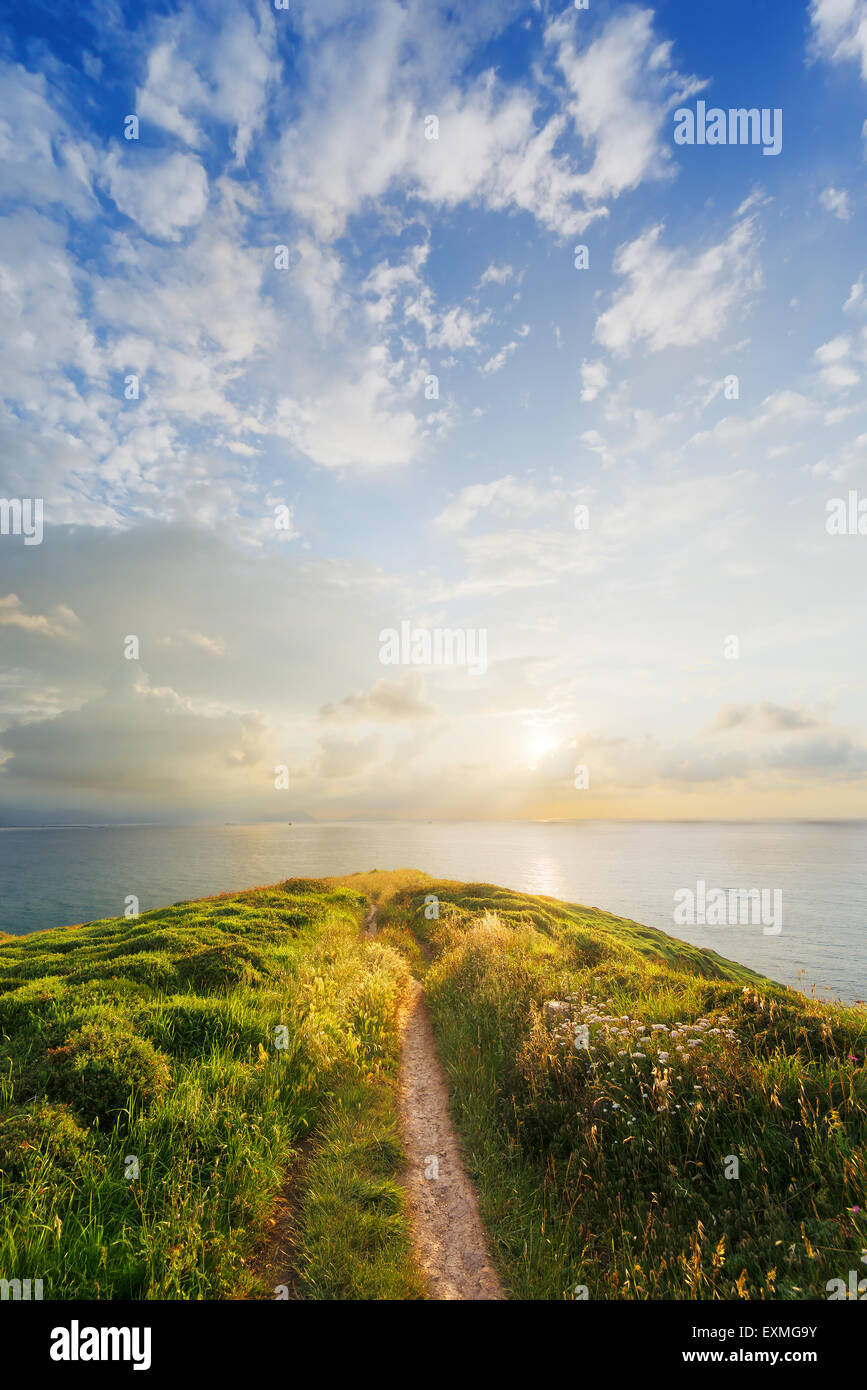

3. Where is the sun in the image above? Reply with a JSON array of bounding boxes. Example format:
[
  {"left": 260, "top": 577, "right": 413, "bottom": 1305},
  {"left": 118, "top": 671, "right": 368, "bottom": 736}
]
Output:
[{"left": 528, "top": 732, "right": 556, "bottom": 762}]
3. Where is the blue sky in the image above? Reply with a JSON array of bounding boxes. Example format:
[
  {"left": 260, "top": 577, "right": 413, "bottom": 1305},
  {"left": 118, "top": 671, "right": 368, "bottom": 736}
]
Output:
[{"left": 1, "top": 0, "right": 867, "bottom": 823}]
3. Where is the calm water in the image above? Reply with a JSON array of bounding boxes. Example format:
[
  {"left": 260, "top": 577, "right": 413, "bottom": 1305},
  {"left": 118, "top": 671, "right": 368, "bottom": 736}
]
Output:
[{"left": 1, "top": 820, "right": 865, "bottom": 1004}]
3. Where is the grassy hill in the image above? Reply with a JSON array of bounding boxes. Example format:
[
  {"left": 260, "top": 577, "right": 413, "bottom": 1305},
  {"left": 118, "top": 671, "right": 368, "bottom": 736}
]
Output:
[
  {"left": 1, "top": 870, "right": 864, "bottom": 1300},
  {"left": 377, "top": 878, "right": 867, "bottom": 1299},
  {"left": 0, "top": 878, "right": 422, "bottom": 1299}
]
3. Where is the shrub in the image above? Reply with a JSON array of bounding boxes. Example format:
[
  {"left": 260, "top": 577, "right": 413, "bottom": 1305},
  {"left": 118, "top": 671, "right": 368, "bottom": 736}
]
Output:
[
  {"left": 77, "top": 951, "right": 179, "bottom": 991},
  {"left": 0, "top": 975, "right": 68, "bottom": 1032},
  {"left": 177, "top": 943, "right": 275, "bottom": 991},
  {"left": 0, "top": 1101, "right": 94, "bottom": 1182},
  {"left": 34, "top": 1020, "right": 171, "bottom": 1129}
]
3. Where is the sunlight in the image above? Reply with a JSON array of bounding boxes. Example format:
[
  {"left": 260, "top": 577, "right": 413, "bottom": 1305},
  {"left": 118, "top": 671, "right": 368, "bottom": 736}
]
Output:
[{"left": 528, "top": 731, "right": 556, "bottom": 763}]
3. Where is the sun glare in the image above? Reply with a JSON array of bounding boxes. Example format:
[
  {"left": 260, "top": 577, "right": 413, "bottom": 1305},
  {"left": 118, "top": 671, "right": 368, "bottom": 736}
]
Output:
[{"left": 528, "top": 732, "right": 556, "bottom": 762}]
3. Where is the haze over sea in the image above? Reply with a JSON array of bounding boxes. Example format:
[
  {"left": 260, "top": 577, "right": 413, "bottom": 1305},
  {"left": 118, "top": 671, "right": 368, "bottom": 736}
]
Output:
[{"left": 1, "top": 820, "right": 865, "bottom": 1004}]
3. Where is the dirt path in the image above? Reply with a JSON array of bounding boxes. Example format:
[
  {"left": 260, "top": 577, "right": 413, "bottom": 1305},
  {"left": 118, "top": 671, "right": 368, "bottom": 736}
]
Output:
[{"left": 368, "top": 902, "right": 504, "bottom": 1301}]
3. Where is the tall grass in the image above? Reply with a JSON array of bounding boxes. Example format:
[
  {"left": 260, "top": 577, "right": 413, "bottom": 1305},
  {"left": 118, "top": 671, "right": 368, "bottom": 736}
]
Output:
[
  {"left": 0, "top": 880, "right": 421, "bottom": 1299},
  {"left": 380, "top": 881, "right": 867, "bottom": 1300}
]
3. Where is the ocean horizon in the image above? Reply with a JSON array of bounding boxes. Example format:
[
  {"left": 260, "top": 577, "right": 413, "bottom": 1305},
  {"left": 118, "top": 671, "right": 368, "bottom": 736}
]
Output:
[{"left": 2, "top": 818, "right": 865, "bottom": 1005}]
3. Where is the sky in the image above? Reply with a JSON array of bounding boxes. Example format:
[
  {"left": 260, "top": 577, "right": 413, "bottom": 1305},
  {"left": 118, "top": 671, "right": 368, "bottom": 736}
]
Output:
[{"left": 1, "top": 0, "right": 867, "bottom": 824}]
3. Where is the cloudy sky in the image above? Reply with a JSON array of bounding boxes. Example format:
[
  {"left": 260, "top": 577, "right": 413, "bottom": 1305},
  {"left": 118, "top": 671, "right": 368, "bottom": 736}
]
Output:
[{"left": 1, "top": 0, "right": 866, "bottom": 824}]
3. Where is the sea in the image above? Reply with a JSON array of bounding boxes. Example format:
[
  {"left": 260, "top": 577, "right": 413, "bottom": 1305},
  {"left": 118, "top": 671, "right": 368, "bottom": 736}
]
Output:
[{"left": 0, "top": 819, "right": 865, "bottom": 1004}]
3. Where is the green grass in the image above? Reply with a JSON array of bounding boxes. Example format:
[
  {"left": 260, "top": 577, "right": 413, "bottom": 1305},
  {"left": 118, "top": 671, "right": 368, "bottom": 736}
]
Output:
[
  {"left": 378, "top": 879, "right": 867, "bottom": 1301},
  {"left": 0, "top": 879, "right": 421, "bottom": 1300},
  {"left": 5, "top": 868, "right": 865, "bottom": 1302},
  {"left": 292, "top": 1072, "right": 424, "bottom": 1299}
]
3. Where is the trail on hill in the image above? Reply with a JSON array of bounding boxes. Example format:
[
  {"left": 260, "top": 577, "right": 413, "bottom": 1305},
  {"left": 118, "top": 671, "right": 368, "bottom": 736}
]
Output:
[{"left": 368, "top": 903, "right": 504, "bottom": 1301}]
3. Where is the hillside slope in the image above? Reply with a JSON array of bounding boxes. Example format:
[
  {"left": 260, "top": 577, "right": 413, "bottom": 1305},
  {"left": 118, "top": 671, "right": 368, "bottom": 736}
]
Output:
[
  {"left": 1, "top": 870, "right": 864, "bottom": 1300},
  {"left": 0, "top": 879, "right": 422, "bottom": 1299},
  {"left": 374, "top": 876, "right": 867, "bottom": 1299}
]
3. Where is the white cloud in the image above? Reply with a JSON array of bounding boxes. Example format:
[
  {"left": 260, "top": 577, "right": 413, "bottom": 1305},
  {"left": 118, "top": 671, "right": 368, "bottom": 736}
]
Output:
[
  {"left": 0, "top": 62, "right": 97, "bottom": 216},
  {"left": 275, "top": 51, "right": 594, "bottom": 240},
  {"left": 102, "top": 151, "right": 209, "bottom": 241},
  {"left": 595, "top": 216, "right": 762, "bottom": 356},
  {"left": 0, "top": 208, "right": 107, "bottom": 407},
  {"left": 547, "top": 7, "right": 705, "bottom": 203},
  {"left": 0, "top": 595, "right": 79, "bottom": 639},
  {"left": 810, "top": 0, "right": 867, "bottom": 79},
  {"left": 441, "top": 526, "right": 598, "bottom": 598},
  {"left": 362, "top": 243, "right": 490, "bottom": 354},
  {"left": 815, "top": 334, "right": 860, "bottom": 388},
  {"left": 844, "top": 272, "right": 866, "bottom": 312},
  {"left": 292, "top": 237, "right": 347, "bottom": 338},
  {"left": 478, "top": 262, "right": 514, "bottom": 287},
  {"left": 136, "top": 41, "right": 207, "bottom": 147},
  {"left": 0, "top": 668, "right": 274, "bottom": 809},
  {"left": 273, "top": 3, "right": 694, "bottom": 240},
  {"left": 320, "top": 672, "right": 437, "bottom": 721},
  {"left": 413, "top": 81, "right": 590, "bottom": 235},
  {"left": 580, "top": 358, "right": 609, "bottom": 402},
  {"left": 362, "top": 244, "right": 430, "bottom": 326},
  {"left": 162, "top": 630, "right": 227, "bottom": 656},
  {"left": 686, "top": 389, "right": 822, "bottom": 457},
  {"left": 815, "top": 335, "right": 853, "bottom": 363},
  {"left": 819, "top": 186, "right": 852, "bottom": 219},
  {"left": 481, "top": 340, "right": 519, "bottom": 374},
  {"left": 435, "top": 477, "right": 568, "bottom": 533},
  {"left": 136, "top": 5, "right": 278, "bottom": 163},
  {"left": 816, "top": 332, "right": 855, "bottom": 361},
  {"left": 429, "top": 304, "right": 490, "bottom": 351},
  {"left": 820, "top": 364, "right": 861, "bottom": 390},
  {"left": 273, "top": 349, "right": 423, "bottom": 470}
]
